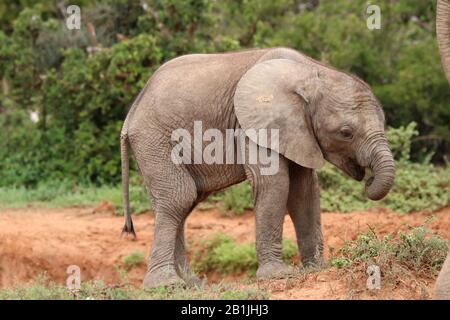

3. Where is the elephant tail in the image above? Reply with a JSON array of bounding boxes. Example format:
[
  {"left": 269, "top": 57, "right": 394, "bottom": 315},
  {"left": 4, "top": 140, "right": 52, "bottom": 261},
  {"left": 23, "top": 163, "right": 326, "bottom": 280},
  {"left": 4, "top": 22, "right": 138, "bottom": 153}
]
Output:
[{"left": 120, "top": 132, "right": 136, "bottom": 240}]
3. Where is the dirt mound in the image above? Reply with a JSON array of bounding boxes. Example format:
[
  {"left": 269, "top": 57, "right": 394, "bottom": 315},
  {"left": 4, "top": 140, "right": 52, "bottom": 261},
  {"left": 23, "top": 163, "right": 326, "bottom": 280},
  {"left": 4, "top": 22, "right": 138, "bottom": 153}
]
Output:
[{"left": 0, "top": 206, "right": 448, "bottom": 299}]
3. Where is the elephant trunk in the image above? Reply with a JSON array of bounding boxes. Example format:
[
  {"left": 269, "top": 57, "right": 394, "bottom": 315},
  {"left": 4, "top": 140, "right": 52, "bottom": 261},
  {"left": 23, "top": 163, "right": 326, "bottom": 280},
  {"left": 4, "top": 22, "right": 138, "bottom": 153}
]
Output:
[
  {"left": 437, "top": 0, "right": 450, "bottom": 83},
  {"left": 358, "top": 135, "right": 395, "bottom": 201}
]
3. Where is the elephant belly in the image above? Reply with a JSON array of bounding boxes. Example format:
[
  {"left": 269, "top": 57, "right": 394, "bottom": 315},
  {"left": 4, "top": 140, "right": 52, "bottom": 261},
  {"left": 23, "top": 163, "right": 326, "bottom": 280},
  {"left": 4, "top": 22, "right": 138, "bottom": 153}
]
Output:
[{"left": 186, "top": 163, "right": 246, "bottom": 195}]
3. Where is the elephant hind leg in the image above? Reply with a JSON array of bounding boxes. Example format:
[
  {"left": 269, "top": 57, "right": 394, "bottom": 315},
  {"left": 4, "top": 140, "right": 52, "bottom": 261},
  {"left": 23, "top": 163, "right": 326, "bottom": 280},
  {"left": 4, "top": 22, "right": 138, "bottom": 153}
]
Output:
[
  {"left": 132, "top": 138, "right": 198, "bottom": 288},
  {"left": 174, "top": 190, "right": 213, "bottom": 286},
  {"left": 143, "top": 170, "right": 198, "bottom": 288},
  {"left": 174, "top": 219, "right": 202, "bottom": 287}
]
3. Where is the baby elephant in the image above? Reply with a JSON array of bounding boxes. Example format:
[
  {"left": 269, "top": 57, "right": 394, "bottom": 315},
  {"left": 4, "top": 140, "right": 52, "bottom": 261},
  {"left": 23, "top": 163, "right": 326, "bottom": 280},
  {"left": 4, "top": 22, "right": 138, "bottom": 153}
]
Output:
[{"left": 120, "top": 47, "right": 395, "bottom": 288}]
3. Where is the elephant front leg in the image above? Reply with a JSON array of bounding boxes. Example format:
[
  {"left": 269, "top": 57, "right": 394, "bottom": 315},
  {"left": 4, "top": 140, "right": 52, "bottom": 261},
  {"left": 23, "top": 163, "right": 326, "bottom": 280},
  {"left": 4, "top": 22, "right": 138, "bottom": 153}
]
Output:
[
  {"left": 287, "top": 164, "right": 324, "bottom": 267},
  {"left": 246, "top": 160, "right": 295, "bottom": 279}
]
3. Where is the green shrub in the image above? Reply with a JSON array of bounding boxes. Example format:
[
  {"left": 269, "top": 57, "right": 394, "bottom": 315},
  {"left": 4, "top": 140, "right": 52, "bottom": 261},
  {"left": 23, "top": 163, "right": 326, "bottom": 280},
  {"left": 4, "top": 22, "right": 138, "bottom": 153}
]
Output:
[
  {"left": 396, "top": 225, "right": 448, "bottom": 273},
  {"left": 0, "top": 0, "right": 213, "bottom": 187},
  {"left": 193, "top": 233, "right": 297, "bottom": 275},
  {"left": 210, "top": 182, "right": 253, "bottom": 215},
  {"left": 122, "top": 251, "right": 145, "bottom": 268},
  {"left": 385, "top": 122, "right": 418, "bottom": 161},
  {"left": 379, "top": 162, "right": 450, "bottom": 213},
  {"left": 331, "top": 224, "right": 448, "bottom": 277}
]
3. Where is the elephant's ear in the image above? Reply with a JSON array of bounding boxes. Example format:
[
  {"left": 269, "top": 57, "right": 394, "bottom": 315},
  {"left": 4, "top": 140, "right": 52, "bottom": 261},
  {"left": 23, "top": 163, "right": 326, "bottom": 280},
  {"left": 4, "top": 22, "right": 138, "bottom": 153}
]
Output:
[{"left": 234, "top": 58, "right": 325, "bottom": 169}]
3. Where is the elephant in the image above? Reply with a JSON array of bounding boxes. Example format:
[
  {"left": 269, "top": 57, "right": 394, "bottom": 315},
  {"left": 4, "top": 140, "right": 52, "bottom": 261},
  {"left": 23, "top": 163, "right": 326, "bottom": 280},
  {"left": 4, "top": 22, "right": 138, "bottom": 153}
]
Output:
[
  {"left": 120, "top": 46, "right": 395, "bottom": 288},
  {"left": 434, "top": 0, "right": 450, "bottom": 300}
]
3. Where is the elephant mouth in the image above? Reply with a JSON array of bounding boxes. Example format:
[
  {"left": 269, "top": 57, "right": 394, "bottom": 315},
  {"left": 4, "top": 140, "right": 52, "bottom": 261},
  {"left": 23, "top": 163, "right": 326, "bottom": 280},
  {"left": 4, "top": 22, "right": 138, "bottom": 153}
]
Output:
[{"left": 342, "top": 157, "right": 365, "bottom": 181}]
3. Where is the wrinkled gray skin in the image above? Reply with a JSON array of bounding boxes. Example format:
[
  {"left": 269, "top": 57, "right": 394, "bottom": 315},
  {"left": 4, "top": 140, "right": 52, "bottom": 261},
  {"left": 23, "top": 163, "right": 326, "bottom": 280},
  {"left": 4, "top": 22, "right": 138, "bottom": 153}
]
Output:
[
  {"left": 120, "top": 47, "right": 395, "bottom": 288},
  {"left": 434, "top": 0, "right": 450, "bottom": 300}
]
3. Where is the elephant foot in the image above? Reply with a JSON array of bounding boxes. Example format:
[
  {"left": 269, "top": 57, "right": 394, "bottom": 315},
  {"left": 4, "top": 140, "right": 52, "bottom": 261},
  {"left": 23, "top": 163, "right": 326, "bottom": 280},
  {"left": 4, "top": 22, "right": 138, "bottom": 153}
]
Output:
[
  {"left": 301, "top": 255, "right": 325, "bottom": 269},
  {"left": 176, "top": 263, "right": 203, "bottom": 287},
  {"left": 300, "top": 244, "right": 324, "bottom": 267},
  {"left": 179, "top": 269, "right": 203, "bottom": 287},
  {"left": 256, "top": 261, "right": 296, "bottom": 280},
  {"left": 143, "top": 265, "right": 186, "bottom": 289},
  {"left": 184, "top": 274, "right": 203, "bottom": 288}
]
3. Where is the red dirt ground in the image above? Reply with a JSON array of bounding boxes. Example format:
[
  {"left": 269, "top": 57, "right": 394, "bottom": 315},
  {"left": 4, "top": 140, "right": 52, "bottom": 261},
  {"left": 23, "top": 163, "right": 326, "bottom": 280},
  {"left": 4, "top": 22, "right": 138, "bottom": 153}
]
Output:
[{"left": 0, "top": 205, "right": 449, "bottom": 299}]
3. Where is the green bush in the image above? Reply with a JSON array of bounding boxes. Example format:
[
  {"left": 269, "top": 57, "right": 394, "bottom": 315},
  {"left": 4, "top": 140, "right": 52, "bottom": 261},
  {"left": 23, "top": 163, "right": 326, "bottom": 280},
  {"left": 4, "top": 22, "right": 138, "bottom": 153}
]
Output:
[
  {"left": 210, "top": 182, "right": 253, "bottom": 215},
  {"left": 0, "top": 33, "right": 162, "bottom": 186},
  {"left": 331, "top": 224, "right": 448, "bottom": 277},
  {"left": 122, "top": 251, "right": 145, "bottom": 268},
  {"left": 192, "top": 233, "right": 297, "bottom": 275},
  {"left": 0, "top": 0, "right": 214, "bottom": 187}
]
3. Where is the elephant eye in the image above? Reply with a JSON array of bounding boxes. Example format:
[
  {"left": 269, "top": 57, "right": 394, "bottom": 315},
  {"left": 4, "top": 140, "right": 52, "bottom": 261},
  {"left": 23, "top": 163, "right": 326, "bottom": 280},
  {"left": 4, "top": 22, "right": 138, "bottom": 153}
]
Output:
[{"left": 339, "top": 127, "right": 354, "bottom": 140}]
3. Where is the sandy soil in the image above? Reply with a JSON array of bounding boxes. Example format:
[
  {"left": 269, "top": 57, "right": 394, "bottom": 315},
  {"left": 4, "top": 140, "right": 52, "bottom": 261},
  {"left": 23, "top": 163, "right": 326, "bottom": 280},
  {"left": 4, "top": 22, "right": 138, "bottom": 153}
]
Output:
[{"left": 0, "top": 205, "right": 448, "bottom": 299}]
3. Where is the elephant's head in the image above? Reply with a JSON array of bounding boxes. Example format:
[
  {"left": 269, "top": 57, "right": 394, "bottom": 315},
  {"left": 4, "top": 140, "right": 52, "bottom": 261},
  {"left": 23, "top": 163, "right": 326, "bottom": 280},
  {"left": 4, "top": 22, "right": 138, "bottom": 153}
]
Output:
[{"left": 234, "top": 58, "right": 395, "bottom": 200}]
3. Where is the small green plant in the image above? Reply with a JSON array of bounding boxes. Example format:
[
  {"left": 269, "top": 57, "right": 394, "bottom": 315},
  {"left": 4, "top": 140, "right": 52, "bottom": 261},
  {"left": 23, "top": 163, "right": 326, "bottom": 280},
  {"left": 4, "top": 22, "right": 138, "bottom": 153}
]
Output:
[
  {"left": 193, "top": 233, "right": 297, "bottom": 276},
  {"left": 396, "top": 225, "right": 448, "bottom": 273},
  {"left": 385, "top": 122, "right": 418, "bottom": 161},
  {"left": 330, "top": 257, "right": 352, "bottom": 269},
  {"left": 220, "top": 288, "right": 269, "bottom": 300},
  {"left": 209, "top": 182, "right": 253, "bottom": 215},
  {"left": 122, "top": 251, "right": 145, "bottom": 269},
  {"left": 114, "top": 265, "right": 130, "bottom": 284},
  {"left": 331, "top": 224, "right": 448, "bottom": 279}
]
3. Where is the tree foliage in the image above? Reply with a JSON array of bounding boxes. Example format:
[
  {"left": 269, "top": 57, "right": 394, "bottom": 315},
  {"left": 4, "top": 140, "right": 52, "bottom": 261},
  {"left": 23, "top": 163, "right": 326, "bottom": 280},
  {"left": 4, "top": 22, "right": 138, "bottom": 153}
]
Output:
[{"left": 0, "top": 0, "right": 449, "bottom": 187}]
